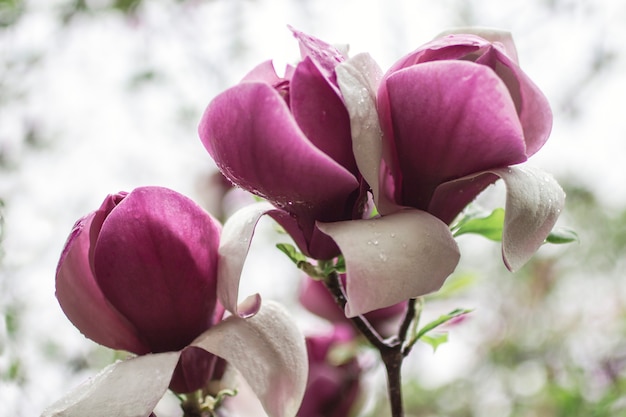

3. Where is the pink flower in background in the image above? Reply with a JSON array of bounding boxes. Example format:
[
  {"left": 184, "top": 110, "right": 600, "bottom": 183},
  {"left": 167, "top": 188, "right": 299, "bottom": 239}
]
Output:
[
  {"left": 199, "top": 28, "right": 368, "bottom": 260},
  {"left": 376, "top": 30, "right": 553, "bottom": 224},
  {"left": 298, "top": 326, "right": 362, "bottom": 417},
  {"left": 299, "top": 276, "right": 406, "bottom": 337},
  {"left": 55, "top": 186, "right": 224, "bottom": 393}
]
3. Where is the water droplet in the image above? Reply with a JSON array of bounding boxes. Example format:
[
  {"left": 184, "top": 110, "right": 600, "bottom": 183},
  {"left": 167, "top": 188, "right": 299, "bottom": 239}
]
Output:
[{"left": 378, "top": 252, "right": 388, "bottom": 262}]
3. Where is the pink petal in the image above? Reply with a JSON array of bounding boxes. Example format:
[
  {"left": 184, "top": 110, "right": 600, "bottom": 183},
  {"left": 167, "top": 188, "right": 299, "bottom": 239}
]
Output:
[
  {"left": 428, "top": 172, "right": 501, "bottom": 225},
  {"left": 289, "top": 26, "right": 346, "bottom": 87},
  {"left": 41, "top": 352, "right": 181, "bottom": 417},
  {"left": 192, "top": 301, "right": 308, "bottom": 417},
  {"left": 241, "top": 60, "right": 282, "bottom": 83},
  {"left": 336, "top": 53, "right": 399, "bottom": 215},
  {"left": 317, "top": 210, "right": 460, "bottom": 317},
  {"left": 299, "top": 278, "right": 347, "bottom": 324},
  {"left": 382, "top": 60, "right": 527, "bottom": 213},
  {"left": 436, "top": 29, "right": 519, "bottom": 63},
  {"left": 55, "top": 212, "right": 150, "bottom": 354},
  {"left": 473, "top": 47, "right": 552, "bottom": 156},
  {"left": 198, "top": 82, "right": 360, "bottom": 219},
  {"left": 93, "top": 187, "right": 221, "bottom": 353},
  {"left": 290, "top": 56, "right": 357, "bottom": 175},
  {"left": 217, "top": 202, "right": 278, "bottom": 317},
  {"left": 492, "top": 166, "right": 565, "bottom": 271},
  {"left": 168, "top": 346, "right": 220, "bottom": 394},
  {"left": 267, "top": 207, "right": 342, "bottom": 261}
]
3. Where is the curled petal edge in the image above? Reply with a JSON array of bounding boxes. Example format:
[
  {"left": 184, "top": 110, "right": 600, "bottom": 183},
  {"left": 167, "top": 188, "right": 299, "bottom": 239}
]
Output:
[
  {"left": 317, "top": 209, "right": 460, "bottom": 317},
  {"left": 218, "top": 201, "right": 280, "bottom": 318},
  {"left": 193, "top": 300, "right": 308, "bottom": 417},
  {"left": 491, "top": 165, "right": 565, "bottom": 271},
  {"left": 41, "top": 301, "right": 308, "bottom": 417}
]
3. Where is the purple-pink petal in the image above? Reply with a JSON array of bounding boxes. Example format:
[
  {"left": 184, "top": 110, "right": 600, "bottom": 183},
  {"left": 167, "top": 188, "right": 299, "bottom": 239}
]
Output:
[
  {"left": 289, "top": 26, "right": 346, "bottom": 88},
  {"left": 93, "top": 187, "right": 220, "bottom": 353},
  {"left": 200, "top": 82, "right": 359, "bottom": 213},
  {"left": 428, "top": 172, "right": 501, "bottom": 225},
  {"left": 56, "top": 213, "right": 150, "bottom": 354},
  {"left": 381, "top": 60, "right": 527, "bottom": 216},
  {"left": 475, "top": 48, "right": 552, "bottom": 155},
  {"left": 241, "top": 60, "right": 283, "bottom": 84},
  {"left": 169, "top": 346, "right": 221, "bottom": 394},
  {"left": 290, "top": 56, "right": 358, "bottom": 176}
]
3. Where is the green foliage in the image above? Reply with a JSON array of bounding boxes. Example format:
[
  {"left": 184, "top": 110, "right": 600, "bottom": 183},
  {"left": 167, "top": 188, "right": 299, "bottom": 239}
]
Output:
[
  {"left": 419, "top": 333, "right": 449, "bottom": 352},
  {"left": 275, "top": 243, "right": 345, "bottom": 278},
  {"left": 546, "top": 227, "right": 579, "bottom": 244},
  {"left": 0, "top": 0, "right": 24, "bottom": 27},
  {"left": 453, "top": 207, "right": 505, "bottom": 241},
  {"left": 452, "top": 206, "right": 578, "bottom": 245},
  {"left": 112, "top": 0, "right": 142, "bottom": 14},
  {"left": 410, "top": 308, "right": 472, "bottom": 351}
]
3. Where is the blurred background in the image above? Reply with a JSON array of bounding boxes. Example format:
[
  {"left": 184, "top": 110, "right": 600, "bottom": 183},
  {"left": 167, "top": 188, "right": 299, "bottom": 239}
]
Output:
[{"left": 1, "top": 0, "right": 625, "bottom": 416}]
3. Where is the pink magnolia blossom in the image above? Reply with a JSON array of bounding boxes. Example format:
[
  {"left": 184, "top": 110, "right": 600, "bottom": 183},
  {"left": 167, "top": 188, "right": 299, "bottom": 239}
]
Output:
[
  {"left": 335, "top": 30, "right": 564, "bottom": 274},
  {"left": 51, "top": 188, "right": 308, "bottom": 417},
  {"left": 199, "top": 28, "right": 368, "bottom": 260},
  {"left": 376, "top": 31, "right": 553, "bottom": 225},
  {"left": 56, "top": 186, "right": 223, "bottom": 393}
]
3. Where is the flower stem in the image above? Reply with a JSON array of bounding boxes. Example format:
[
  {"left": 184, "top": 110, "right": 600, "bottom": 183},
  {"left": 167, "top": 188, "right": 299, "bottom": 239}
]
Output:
[
  {"left": 381, "top": 345, "right": 404, "bottom": 417},
  {"left": 323, "top": 272, "right": 406, "bottom": 417}
]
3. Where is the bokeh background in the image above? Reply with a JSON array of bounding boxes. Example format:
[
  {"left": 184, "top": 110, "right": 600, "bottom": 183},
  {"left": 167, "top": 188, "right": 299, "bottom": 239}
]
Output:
[{"left": 1, "top": 0, "right": 625, "bottom": 416}]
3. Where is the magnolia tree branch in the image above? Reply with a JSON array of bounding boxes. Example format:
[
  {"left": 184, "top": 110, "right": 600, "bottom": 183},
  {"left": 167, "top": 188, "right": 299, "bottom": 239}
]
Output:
[
  {"left": 323, "top": 271, "right": 407, "bottom": 417},
  {"left": 323, "top": 272, "right": 388, "bottom": 350}
]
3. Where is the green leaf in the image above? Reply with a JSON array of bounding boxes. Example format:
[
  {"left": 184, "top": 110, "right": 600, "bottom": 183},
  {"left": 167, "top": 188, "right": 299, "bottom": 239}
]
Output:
[
  {"left": 276, "top": 243, "right": 308, "bottom": 265},
  {"left": 420, "top": 333, "right": 449, "bottom": 352},
  {"left": 412, "top": 308, "right": 472, "bottom": 344},
  {"left": 453, "top": 208, "right": 504, "bottom": 241},
  {"left": 276, "top": 243, "right": 326, "bottom": 279},
  {"left": 320, "top": 256, "right": 347, "bottom": 276},
  {"left": 546, "top": 227, "right": 579, "bottom": 244}
]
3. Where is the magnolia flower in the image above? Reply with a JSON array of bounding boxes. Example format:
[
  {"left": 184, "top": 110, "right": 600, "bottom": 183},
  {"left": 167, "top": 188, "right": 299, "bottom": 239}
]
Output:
[
  {"left": 56, "top": 187, "right": 224, "bottom": 393},
  {"left": 199, "top": 29, "right": 461, "bottom": 318},
  {"left": 47, "top": 187, "right": 307, "bottom": 417},
  {"left": 334, "top": 28, "right": 565, "bottom": 275},
  {"left": 199, "top": 27, "right": 367, "bottom": 260},
  {"left": 377, "top": 30, "right": 554, "bottom": 226}
]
